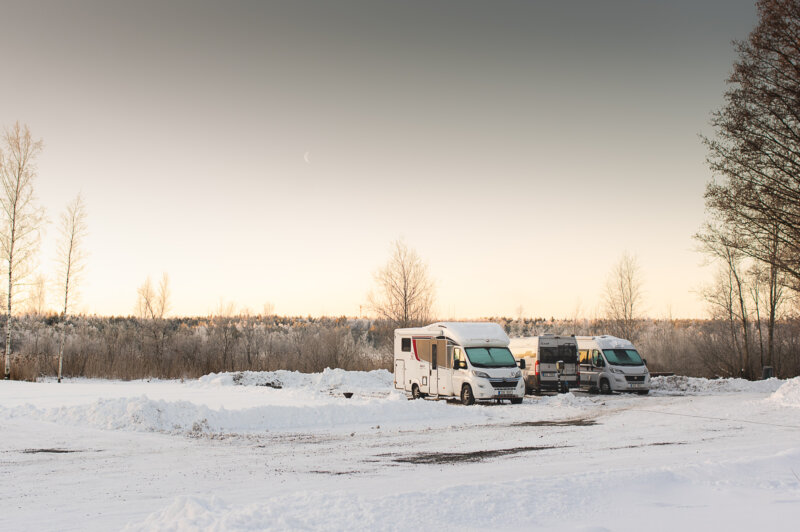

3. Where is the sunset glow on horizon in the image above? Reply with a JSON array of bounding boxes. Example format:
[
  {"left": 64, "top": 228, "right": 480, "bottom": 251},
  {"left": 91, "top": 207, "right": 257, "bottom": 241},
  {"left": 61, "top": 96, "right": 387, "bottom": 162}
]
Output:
[{"left": 1, "top": 0, "right": 759, "bottom": 319}]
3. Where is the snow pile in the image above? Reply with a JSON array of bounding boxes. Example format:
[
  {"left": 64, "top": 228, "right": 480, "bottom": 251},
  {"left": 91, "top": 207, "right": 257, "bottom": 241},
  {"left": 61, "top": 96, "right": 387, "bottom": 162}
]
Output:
[
  {"left": 536, "top": 392, "right": 597, "bottom": 408},
  {"left": 767, "top": 377, "right": 800, "bottom": 408},
  {"left": 0, "top": 392, "right": 488, "bottom": 436},
  {"left": 196, "top": 368, "right": 393, "bottom": 395},
  {"left": 651, "top": 375, "right": 784, "bottom": 395}
]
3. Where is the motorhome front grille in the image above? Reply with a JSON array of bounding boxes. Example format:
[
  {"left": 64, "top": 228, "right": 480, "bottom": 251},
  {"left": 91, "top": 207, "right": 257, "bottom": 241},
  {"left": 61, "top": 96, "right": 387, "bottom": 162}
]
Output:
[
  {"left": 625, "top": 375, "right": 645, "bottom": 382},
  {"left": 489, "top": 379, "right": 519, "bottom": 389}
]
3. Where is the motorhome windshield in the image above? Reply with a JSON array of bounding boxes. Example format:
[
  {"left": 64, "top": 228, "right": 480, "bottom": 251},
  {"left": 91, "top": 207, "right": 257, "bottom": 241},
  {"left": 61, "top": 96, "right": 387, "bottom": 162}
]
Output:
[
  {"left": 540, "top": 345, "right": 578, "bottom": 364},
  {"left": 602, "top": 349, "right": 644, "bottom": 366},
  {"left": 464, "top": 347, "right": 517, "bottom": 368}
]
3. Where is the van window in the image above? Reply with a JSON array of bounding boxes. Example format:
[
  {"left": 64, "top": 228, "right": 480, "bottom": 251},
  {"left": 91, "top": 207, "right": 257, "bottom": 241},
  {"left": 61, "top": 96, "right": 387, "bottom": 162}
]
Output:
[
  {"left": 539, "top": 345, "right": 578, "bottom": 364},
  {"left": 591, "top": 350, "right": 602, "bottom": 365},
  {"left": 401, "top": 338, "right": 411, "bottom": 352},
  {"left": 558, "top": 344, "right": 578, "bottom": 363},
  {"left": 453, "top": 348, "right": 463, "bottom": 369},
  {"left": 579, "top": 350, "right": 590, "bottom": 364}
]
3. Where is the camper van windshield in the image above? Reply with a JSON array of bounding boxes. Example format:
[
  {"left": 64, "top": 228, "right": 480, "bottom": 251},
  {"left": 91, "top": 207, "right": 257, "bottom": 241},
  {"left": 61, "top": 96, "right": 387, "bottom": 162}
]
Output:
[
  {"left": 464, "top": 347, "right": 517, "bottom": 368},
  {"left": 602, "top": 349, "right": 644, "bottom": 366}
]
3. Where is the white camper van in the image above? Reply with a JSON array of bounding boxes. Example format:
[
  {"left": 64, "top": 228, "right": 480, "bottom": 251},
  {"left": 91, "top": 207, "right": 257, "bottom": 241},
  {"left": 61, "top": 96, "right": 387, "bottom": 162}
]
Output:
[
  {"left": 575, "top": 336, "right": 650, "bottom": 394},
  {"left": 394, "top": 322, "right": 526, "bottom": 405},
  {"left": 510, "top": 335, "right": 579, "bottom": 394}
]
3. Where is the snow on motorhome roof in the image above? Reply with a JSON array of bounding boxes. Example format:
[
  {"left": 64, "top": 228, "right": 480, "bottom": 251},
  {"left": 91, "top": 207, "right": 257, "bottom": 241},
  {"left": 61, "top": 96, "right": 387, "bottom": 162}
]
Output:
[
  {"left": 394, "top": 322, "right": 509, "bottom": 346},
  {"left": 575, "top": 335, "right": 636, "bottom": 349},
  {"left": 431, "top": 322, "right": 509, "bottom": 346}
]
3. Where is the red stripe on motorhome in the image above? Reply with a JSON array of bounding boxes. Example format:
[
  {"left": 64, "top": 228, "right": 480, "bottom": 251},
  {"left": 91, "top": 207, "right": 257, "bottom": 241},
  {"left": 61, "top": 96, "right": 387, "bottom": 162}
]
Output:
[{"left": 411, "top": 336, "right": 433, "bottom": 362}]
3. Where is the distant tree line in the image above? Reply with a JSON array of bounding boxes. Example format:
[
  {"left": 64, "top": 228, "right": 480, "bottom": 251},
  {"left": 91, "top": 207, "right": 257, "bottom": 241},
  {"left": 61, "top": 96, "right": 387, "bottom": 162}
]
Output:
[
  {"left": 7, "top": 312, "right": 800, "bottom": 381},
  {"left": 6, "top": 314, "right": 394, "bottom": 381}
]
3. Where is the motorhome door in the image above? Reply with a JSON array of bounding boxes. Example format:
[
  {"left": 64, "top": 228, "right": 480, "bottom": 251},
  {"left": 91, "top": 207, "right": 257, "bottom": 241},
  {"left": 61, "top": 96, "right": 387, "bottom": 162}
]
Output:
[
  {"left": 394, "top": 359, "right": 405, "bottom": 390},
  {"left": 415, "top": 338, "right": 447, "bottom": 396}
]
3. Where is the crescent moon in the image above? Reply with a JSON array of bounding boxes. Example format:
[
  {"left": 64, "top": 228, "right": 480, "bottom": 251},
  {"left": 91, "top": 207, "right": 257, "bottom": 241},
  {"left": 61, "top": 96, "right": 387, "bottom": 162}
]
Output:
[{"left": 303, "top": 151, "right": 311, "bottom": 164}]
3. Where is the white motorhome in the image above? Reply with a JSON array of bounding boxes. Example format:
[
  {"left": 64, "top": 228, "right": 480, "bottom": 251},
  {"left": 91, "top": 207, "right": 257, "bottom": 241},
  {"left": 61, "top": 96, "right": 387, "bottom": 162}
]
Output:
[
  {"left": 575, "top": 335, "right": 650, "bottom": 394},
  {"left": 510, "top": 335, "right": 578, "bottom": 394},
  {"left": 394, "top": 322, "right": 526, "bottom": 405}
]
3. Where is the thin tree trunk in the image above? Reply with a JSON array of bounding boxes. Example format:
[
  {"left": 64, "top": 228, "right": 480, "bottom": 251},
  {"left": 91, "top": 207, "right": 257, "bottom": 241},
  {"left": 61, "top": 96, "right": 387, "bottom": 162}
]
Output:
[{"left": 4, "top": 237, "right": 13, "bottom": 380}]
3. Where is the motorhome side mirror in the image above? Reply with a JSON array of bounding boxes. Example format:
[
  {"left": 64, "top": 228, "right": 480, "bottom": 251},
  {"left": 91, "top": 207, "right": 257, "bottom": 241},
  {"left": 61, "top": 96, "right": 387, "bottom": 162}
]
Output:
[
  {"left": 456, "top": 361, "right": 467, "bottom": 370},
  {"left": 643, "top": 358, "right": 647, "bottom": 366},
  {"left": 517, "top": 359, "right": 526, "bottom": 369}
]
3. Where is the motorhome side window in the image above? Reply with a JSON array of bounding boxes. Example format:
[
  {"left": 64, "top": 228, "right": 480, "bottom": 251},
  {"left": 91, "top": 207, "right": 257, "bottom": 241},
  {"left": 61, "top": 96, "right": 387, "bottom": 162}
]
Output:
[
  {"left": 453, "top": 348, "right": 463, "bottom": 367},
  {"left": 592, "top": 350, "right": 602, "bottom": 365},
  {"left": 401, "top": 338, "right": 411, "bottom": 352},
  {"left": 579, "top": 349, "right": 590, "bottom": 364}
]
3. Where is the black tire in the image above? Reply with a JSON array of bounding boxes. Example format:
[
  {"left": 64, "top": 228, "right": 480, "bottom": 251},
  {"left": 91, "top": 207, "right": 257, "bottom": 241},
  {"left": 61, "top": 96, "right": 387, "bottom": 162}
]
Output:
[
  {"left": 461, "top": 384, "right": 475, "bottom": 405},
  {"left": 533, "top": 387, "right": 542, "bottom": 396},
  {"left": 599, "top": 379, "right": 612, "bottom": 395},
  {"left": 411, "top": 384, "right": 421, "bottom": 400},
  {"left": 510, "top": 397, "right": 523, "bottom": 404},
  {"left": 637, "top": 390, "right": 650, "bottom": 395}
]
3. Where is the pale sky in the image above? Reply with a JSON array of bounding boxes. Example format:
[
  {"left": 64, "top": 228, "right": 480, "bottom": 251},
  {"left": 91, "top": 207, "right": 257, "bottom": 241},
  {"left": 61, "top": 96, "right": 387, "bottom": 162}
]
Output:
[{"left": 0, "top": 0, "right": 757, "bottom": 319}]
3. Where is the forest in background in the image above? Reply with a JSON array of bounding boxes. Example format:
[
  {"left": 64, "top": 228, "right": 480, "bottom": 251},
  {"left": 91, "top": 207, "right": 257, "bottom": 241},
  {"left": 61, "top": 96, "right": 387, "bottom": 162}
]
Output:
[{"left": 7, "top": 313, "right": 800, "bottom": 382}]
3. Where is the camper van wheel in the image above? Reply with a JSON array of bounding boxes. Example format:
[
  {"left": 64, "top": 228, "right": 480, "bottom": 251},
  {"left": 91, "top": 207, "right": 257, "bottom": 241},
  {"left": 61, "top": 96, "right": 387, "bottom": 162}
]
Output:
[
  {"left": 461, "top": 384, "right": 475, "bottom": 406},
  {"left": 411, "top": 384, "right": 422, "bottom": 400},
  {"left": 599, "top": 379, "right": 612, "bottom": 395},
  {"left": 510, "top": 397, "right": 523, "bottom": 405},
  {"left": 637, "top": 390, "right": 649, "bottom": 395}
]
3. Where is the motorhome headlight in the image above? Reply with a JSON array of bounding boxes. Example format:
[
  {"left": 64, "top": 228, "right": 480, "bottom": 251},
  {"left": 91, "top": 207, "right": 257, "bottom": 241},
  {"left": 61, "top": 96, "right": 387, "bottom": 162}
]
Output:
[
  {"left": 513, "top": 370, "right": 521, "bottom": 378},
  {"left": 471, "top": 370, "right": 490, "bottom": 379},
  {"left": 610, "top": 367, "right": 624, "bottom": 374}
]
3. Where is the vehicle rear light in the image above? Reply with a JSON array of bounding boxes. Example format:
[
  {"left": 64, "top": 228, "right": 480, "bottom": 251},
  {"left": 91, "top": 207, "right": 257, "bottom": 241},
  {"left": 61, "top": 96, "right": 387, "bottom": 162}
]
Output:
[{"left": 534, "top": 360, "right": 540, "bottom": 376}]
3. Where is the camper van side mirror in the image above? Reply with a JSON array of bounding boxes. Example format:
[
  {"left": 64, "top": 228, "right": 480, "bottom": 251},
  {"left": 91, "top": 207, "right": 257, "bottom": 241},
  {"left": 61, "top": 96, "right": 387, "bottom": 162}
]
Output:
[
  {"left": 642, "top": 358, "right": 647, "bottom": 366},
  {"left": 455, "top": 360, "right": 467, "bottom": 370},
  {"left": 517, "top": 359, "right": 526, "bottom": 370}
]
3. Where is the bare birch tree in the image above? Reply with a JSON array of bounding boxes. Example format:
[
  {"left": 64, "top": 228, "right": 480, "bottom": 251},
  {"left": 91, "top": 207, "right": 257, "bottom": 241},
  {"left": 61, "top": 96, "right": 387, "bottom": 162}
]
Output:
[
  {"left": 136, "top": 273, "right": 171, "bottom": 320},
  {"left": 136, "top": 273, "right": 172, "bottom": 362},
  {"left": 603, "top": 252, "right": 644, "bottom": 341},
  {"left": 0, "top": 122, "right": 45, "bottom": 379},
  {"left": 56, "top": 194, "right": 88, "bottom": 382},
  {"left": 696, "top": 223, "right": 753, "bottom": 378},
  {"left": 368, "top": 239, "right": 435, "bottom": 328}
]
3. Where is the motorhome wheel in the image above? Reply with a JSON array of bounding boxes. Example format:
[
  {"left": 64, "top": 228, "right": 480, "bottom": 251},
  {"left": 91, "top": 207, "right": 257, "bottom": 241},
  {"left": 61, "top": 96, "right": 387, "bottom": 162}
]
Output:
[
  {"left": 510, "top": 397, "right": 523, "bottom": 404},
  {"left": 637, "top": 390, "right": 649, "bottom": 395},
  {"left": 411, "top": 384, "right": 421, "bottom": 400},
  {"left": 461, "top": 384, "right": 475, "bottom": 405},
  {"left": 599, "top": 379, "right": 611, "bottom": 395}
]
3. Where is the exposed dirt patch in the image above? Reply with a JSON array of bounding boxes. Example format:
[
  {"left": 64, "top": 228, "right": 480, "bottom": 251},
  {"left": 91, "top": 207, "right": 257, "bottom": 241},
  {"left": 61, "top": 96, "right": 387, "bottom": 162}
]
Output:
[
  {"left": 390, "top": 445, "right": 569, "bottom": 465},
  {"left": 22, "top": 448, "right": 83, "bottom": 454},
  {"left": 610, "top": 441, "right": 687, "bottom": 450},
  {"left": 512, "top": 418, "right": 598, "bottom": 427},
  {"left": 308, "top": 470, "right": 361, "bottom": 476}
]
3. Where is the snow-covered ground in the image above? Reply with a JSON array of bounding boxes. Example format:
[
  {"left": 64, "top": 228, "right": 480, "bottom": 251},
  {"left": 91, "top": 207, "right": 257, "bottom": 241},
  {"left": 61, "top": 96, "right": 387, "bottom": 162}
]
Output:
[{"left": 2, "top": 370, "right": 800, "bottom": 531}]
